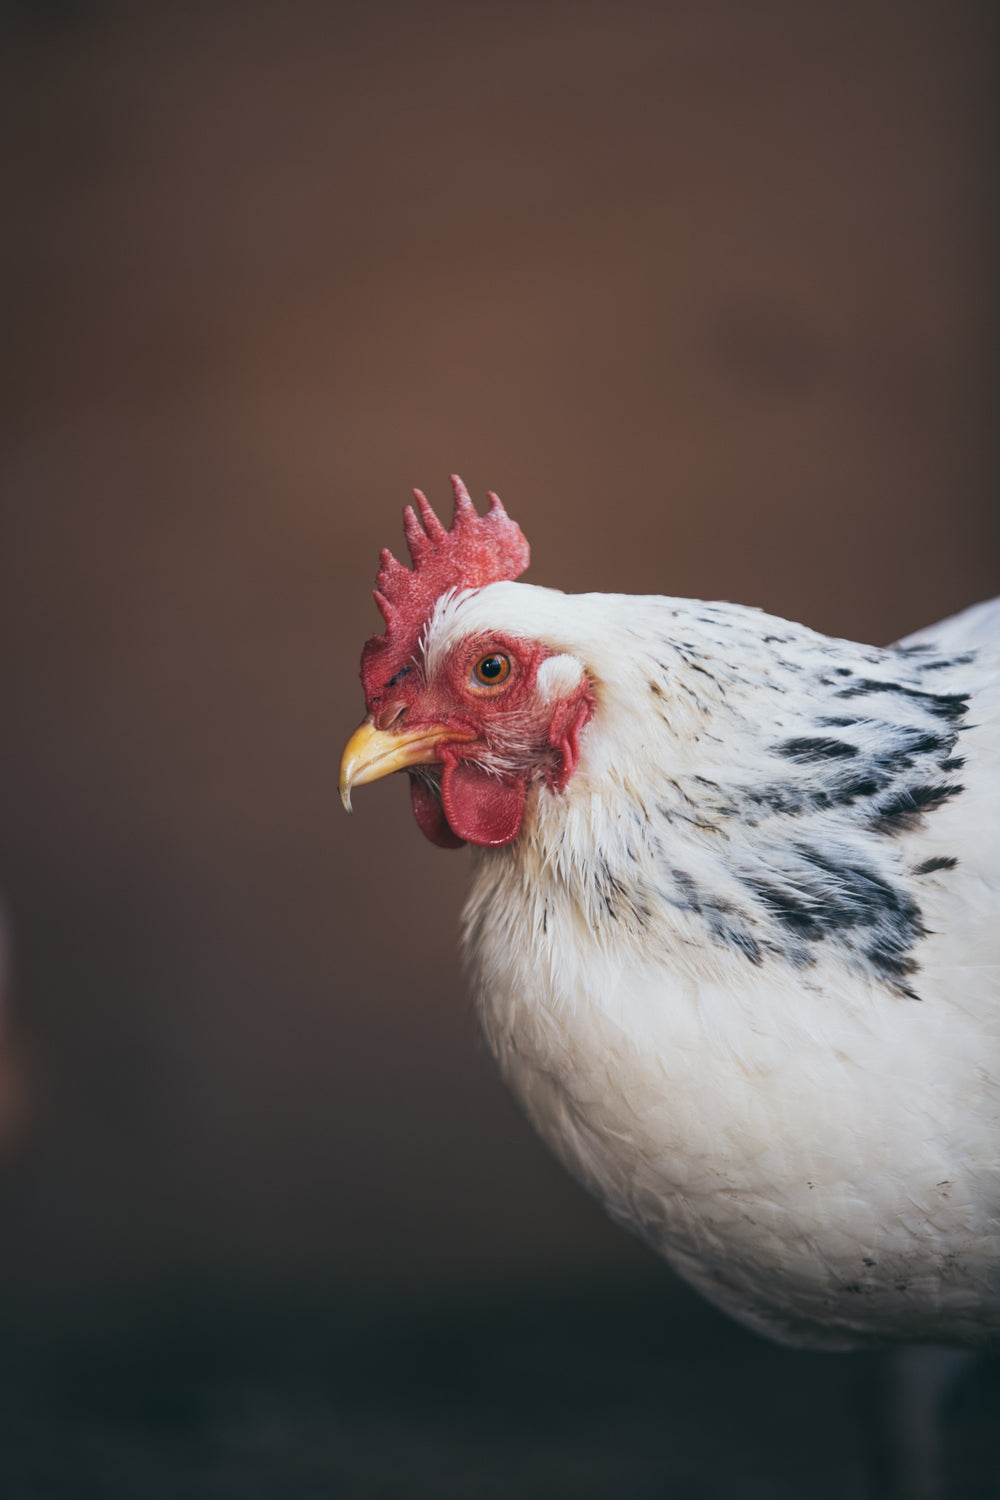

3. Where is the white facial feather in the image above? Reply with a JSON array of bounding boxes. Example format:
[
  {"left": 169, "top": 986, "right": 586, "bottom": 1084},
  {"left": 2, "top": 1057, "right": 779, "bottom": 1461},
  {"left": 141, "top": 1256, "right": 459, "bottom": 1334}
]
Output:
[{"left": 535, "top": 653, "right": 586, "bottom": 701}]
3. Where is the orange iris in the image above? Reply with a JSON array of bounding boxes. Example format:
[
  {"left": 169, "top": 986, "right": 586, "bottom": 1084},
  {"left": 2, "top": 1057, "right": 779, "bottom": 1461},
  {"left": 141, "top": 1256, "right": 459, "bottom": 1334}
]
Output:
[{"left": 472, "top": 652, "right": 511, "bottom": 688}]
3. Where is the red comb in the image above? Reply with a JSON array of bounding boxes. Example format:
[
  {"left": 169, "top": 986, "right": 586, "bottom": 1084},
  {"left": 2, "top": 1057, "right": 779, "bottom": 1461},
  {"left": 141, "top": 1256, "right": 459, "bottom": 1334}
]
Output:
[{"left": 360, "top": 475, "right": 530, "bottom": 707}]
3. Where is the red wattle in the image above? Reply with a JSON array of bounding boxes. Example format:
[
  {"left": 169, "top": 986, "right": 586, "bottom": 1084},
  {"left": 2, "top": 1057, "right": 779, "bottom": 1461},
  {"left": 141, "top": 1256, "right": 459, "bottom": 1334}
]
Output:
[
  {"left": 546, "top": 685, "right": 595, "bottom": 792},
  {"left": 409, "top": 774, "right": 466, "bottom": 848},
  {"left": 440, "top": 761, "right": 527, "bottom": 847}
]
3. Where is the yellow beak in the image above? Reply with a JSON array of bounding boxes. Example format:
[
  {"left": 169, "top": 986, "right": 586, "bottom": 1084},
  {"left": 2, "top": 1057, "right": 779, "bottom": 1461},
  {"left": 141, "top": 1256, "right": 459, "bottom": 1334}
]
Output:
[{"left": 339, "top": 720, "right": 475, "bottom": 812}]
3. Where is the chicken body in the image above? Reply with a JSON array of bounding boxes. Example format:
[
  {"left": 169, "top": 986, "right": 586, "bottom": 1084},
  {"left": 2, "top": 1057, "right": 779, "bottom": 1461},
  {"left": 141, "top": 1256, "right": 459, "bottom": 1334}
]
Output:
[
  {"left": 342, "top": 483, "right": 998, "bottom": 1353},
  {"left": 439, "top": 585, "right": 999, "bottom": 1350}
]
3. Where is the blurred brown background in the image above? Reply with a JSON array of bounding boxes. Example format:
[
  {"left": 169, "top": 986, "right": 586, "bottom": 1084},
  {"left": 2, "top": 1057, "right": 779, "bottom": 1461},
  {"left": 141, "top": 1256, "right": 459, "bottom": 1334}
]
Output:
[{"left": 0, "top": 0, "right": 997, "bottom": 1404}]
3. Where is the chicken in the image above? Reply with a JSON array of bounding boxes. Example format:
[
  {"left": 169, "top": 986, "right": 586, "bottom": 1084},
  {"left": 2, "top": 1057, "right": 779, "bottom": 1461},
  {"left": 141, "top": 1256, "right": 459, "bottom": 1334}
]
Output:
[{"left": 340, "top": 476, "right": 999, "bottom": 1355}]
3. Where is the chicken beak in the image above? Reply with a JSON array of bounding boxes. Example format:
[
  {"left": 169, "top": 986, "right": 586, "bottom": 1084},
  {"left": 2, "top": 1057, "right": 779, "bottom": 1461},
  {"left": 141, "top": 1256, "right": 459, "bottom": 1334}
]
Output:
[{"left": 339, "top": 720, "right": 473, "bottom": 812}]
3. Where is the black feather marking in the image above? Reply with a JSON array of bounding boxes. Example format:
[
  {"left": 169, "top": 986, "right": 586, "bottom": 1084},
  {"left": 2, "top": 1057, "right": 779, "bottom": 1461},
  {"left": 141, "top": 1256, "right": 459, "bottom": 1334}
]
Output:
[
  {"left": 914, "top": 653, "right": 976, "bottom": 671},
  {"left": 744, "top": 880, "right": 820, "bottom": 934},
  {"left": 869, "top": 782, "right": 964, "bottom": 835},
  {"left": 594, "top": 861, "right": 620, "bottom": 920},
  {"left": 742, "top": 770, "right": 885, "bottom": 820},
  {"left": 743, "top": 786, "right": 810, "bottom": 818},
  {"left": 922, "top": 695, "right": 970, "bottom": 723},
  {"left": 724, "top": 930, "right": 763, "bottom": 964},
  {"left": 793, "top": 847, "right": 915, "bottom": 919},
  {"left": 740, "top": 845, "right": 926, "bottom": 992},
  {"left": 832, "top": 777, "right": 881, "bottom": 804},
  {"left": 631, "top": 626, "right": 974, "bottom": 997},
  {"left": 777, "top": 737, "right": 859, "bottom": 762},
  {"left": 667, "top": 870, "right": 763, "bottom": 967},
  {"left": 835, "top": 677, "right": 905, "bottom": 695},
  {"left": 865, "top": 946, "right": 921, "bottom": 999},
  {"left": 913, "top": 855, "right": 959, "bottom": 874},
  {"left": 870, "top": 731, "right": 951, "bottom": 775},
  {"left": 834, "top": 680, "right": 970, "bottom": 721},
  {"left": 898, "top": 731, "right": 947, "bottom": 756},
  {"left": 670, "top": 869, "right": 702, "bottom": 913}
]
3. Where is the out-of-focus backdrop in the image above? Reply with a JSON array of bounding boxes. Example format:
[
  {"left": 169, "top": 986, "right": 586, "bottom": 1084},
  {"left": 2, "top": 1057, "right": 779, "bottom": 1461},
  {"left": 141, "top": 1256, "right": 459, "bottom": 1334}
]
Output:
[{"left": 1, "top": 3, "right": 997, "bottom": 1495}]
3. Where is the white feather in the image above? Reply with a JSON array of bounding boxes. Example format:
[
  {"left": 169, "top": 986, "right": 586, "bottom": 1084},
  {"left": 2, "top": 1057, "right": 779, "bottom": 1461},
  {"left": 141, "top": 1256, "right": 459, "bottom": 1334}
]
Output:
[{"left": 425, "top": 586, "right": 1000, "bottom": 1350}]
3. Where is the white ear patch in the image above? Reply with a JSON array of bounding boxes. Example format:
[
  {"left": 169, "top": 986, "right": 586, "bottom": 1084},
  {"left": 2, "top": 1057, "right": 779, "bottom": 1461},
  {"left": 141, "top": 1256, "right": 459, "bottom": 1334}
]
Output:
[{"left": 536, "top": 653, "right": 586, "bottom": 702}]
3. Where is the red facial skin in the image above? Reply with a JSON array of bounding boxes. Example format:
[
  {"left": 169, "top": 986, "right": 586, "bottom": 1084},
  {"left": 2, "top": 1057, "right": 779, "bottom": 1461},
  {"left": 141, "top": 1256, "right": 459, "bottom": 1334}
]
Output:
[{"left": 372, "top": 632, "right": 594, "bottom": 849}]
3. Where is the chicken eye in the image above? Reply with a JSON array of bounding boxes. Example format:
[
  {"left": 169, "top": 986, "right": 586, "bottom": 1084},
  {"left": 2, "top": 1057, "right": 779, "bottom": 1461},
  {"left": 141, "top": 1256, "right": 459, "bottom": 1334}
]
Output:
[{"left": 472, "top": 652, "right": 511, "bottom": 688}]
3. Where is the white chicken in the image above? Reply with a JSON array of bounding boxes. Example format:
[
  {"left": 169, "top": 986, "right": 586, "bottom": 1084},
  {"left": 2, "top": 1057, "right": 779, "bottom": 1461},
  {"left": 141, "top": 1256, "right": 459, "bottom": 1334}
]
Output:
[{"left": 340, "top": 476, "right": 999, "bottom": 1357}]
